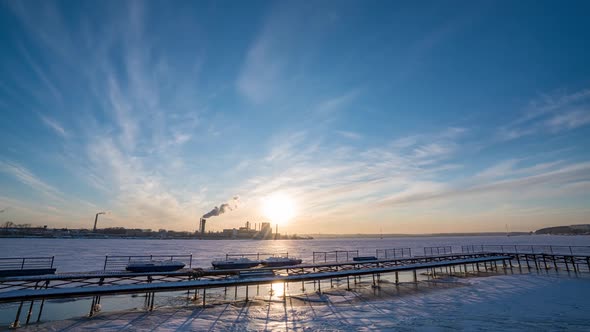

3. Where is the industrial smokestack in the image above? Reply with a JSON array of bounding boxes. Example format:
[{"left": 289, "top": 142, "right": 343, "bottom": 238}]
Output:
[
  {"left": 199, "top": 196, "right": 240, "bottom": 234},
  {"left": 199, "top": 218, "right": 207, "bottom": 235},
  {"left": 93, "top": 211, "right": 106, "bottom": 232}
]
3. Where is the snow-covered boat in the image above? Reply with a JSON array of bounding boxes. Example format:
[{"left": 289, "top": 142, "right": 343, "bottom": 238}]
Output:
[
  {"left": 261, "top": 256, "right": 303, "bottom": 267},
  {"left": 125, "top": 260, "right": 185, "bottom": 273},
  {"left": 211, "top": 257, "right": 261, "bottom": 270}
]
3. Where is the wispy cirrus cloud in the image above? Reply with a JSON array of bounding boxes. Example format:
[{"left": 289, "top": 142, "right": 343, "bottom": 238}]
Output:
[
  {"left": 315, "top": 90, "right": 360, "bottom": 115},
  {"left": 377, "top": 161, "right": 590, "bottom": 208},
  {"left": 39, "top": 115, "right": 67, "bottom": 137},
  {"left": 335, "top": 130, "right": 362, "bottom": 140},
  {"left": 498, "top": 88, "right": 590, "bottom": 140},
  {"left": 0, "top": 160, "right": 63, "bottom": 200}
]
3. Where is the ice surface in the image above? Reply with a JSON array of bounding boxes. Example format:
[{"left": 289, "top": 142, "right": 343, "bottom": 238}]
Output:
[
  {"left": 2, "top": 235, "right": 590, "bottom": 272},
  {"left": 10, "top": 272, "right": 590, "bottom": 331},
  {"left": 2, "top": 236, "right": 590, "bottom": 330}
]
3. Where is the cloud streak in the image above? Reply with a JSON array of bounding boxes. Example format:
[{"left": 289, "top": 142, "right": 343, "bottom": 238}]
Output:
[
  {"left": 40, "top": 115, "right": 67, "bottom": 137},
  {"left": 498, "top": 89, "right": 590, "bottom": 140}
]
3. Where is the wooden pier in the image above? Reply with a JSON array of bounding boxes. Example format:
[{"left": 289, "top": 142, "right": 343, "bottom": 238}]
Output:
[{"left": 1, "top": 244, "right": 589, "bottom": 329}]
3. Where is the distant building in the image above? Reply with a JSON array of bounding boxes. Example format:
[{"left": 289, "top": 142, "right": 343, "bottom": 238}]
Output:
[{"left": 257, "top": 222, "right": 272, "bottom": 239}]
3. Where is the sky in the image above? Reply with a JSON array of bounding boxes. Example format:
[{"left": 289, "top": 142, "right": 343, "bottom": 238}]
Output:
[{"left": 0, "top": 0, "right": 589, "bottom": 234}]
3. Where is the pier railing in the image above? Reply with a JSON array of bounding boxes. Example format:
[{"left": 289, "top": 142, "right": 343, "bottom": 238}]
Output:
[
  {"left": 225, "top": 252, "right": 289, "bottom": 260},
  {"left": 376, "top": 248, "right": 412, "bottom": 259},
  {"left": 461, "top": 245, "right": 590, "bottom": 256},
  {"left": 0, "top": 257, "right": 55, "bottom": 271},
  {"left": 103, "top": 254, "right": 193, "bottom": 271},
  {"left": 313, "top": 250, "right": 359, "bottom": 263},
  {"left": 423, "top": 246, "right": 452, "bottom": 256}
]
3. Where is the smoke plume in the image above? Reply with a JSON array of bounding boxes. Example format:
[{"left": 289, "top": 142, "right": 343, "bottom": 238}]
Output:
[{"left": 202, "top": 196, "right": 240, "bottom": 218}]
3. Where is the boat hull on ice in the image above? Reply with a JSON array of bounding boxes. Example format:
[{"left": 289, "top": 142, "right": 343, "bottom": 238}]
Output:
[
  {"left": 126, "top": 261, "right": 185, "bottom": 273},
  {"left": 211, "top": 259, "right": 261, "bottom": 270},
  {"left": 261, "top": 257, "right": 303, "bottom": 267}
]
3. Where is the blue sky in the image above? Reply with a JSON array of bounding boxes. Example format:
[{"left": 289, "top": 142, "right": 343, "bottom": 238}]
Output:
[{"left": 1, "top": 0, "right": 589, "bottom": 234}]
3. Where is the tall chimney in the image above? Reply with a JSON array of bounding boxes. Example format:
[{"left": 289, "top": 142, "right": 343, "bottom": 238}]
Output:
[{"left": 200, "top": 218, "right": 207, "bottom": 235}]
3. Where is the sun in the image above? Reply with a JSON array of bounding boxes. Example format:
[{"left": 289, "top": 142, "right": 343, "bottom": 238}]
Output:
[{"left": 261, "top": 193, "right": 296, "bottom": 225}]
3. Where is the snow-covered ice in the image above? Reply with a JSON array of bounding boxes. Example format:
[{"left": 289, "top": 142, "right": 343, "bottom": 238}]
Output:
[{"left": 12, "top": 271, "right": 590, "bottom": 331}]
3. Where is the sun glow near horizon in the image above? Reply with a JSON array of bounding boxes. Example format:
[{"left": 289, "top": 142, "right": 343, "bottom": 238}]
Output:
[{"left": 261, "top": 192, "right": 297, "bottom": 225}]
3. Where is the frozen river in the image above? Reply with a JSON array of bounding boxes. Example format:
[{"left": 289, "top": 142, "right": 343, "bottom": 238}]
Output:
[
  {"left": 2, "top": 235, "right": 590, "bottom": 272},
  {"left": 1, "top": 235, "right": 590, "bottom": 330}
]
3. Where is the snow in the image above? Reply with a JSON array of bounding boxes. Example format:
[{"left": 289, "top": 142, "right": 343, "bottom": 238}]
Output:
[{"left": 11, "top": 271, "right": 590, "bottom": 331}]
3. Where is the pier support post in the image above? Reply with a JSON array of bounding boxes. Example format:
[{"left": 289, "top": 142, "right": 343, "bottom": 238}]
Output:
[
  {"left": 302, "top": 281, "right": 305, "bottom": 291},
  {"left": 149, "top": 293, "right": 155, "bottom": 311},
  {"left": 203, "top": 289, "right": 206, "bottom": 307},
  {"left": 25, "top": 283, "right": 39, "bottom": 325},
  {"left": 36, "top": 280, "right": 50, "bottom": 323},
  {"left": 413, "top": 270, "right": 417, "bottom": 282},
  {"left": 347, "top": 276, "right": 351, "bottom": 290},
  {"left": 11, "top": 301, "right": 24, "bottom": 328},
  {"left": 395, "top": 272, "right": 399, "bottom": 284},
  {"left": 89, "top": 297, "right": 97, "bottom": 317},
  {"left": 572, "top": 257, "right": 578, "bottom": 272},
  {"left": 543, "top": 255, "right": 548, "bottom": 270}
]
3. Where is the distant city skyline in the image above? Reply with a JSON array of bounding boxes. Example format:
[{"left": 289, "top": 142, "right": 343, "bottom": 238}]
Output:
[{"left": 0, "top": 1, "right": 589, "bottom": 234}]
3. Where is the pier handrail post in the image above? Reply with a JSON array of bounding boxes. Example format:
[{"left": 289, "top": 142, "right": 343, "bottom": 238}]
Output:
[
  {"left": 21, "top": 258, "right": 25, "bottom": 270},
  {"left": 569, "top": 246, "right": 573, "bottom": 255},
  {"left": 103, "top": 256, "right": 108, "bottom": 271},
  {"left": 50, "top": 256, "right": 54, "bottom": 268},
  {"left": 189, "top": 254, "right": 193, "bottom": 268},
  {"left": 531, "top": 246, "right": 534, "bottom": 254}
]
